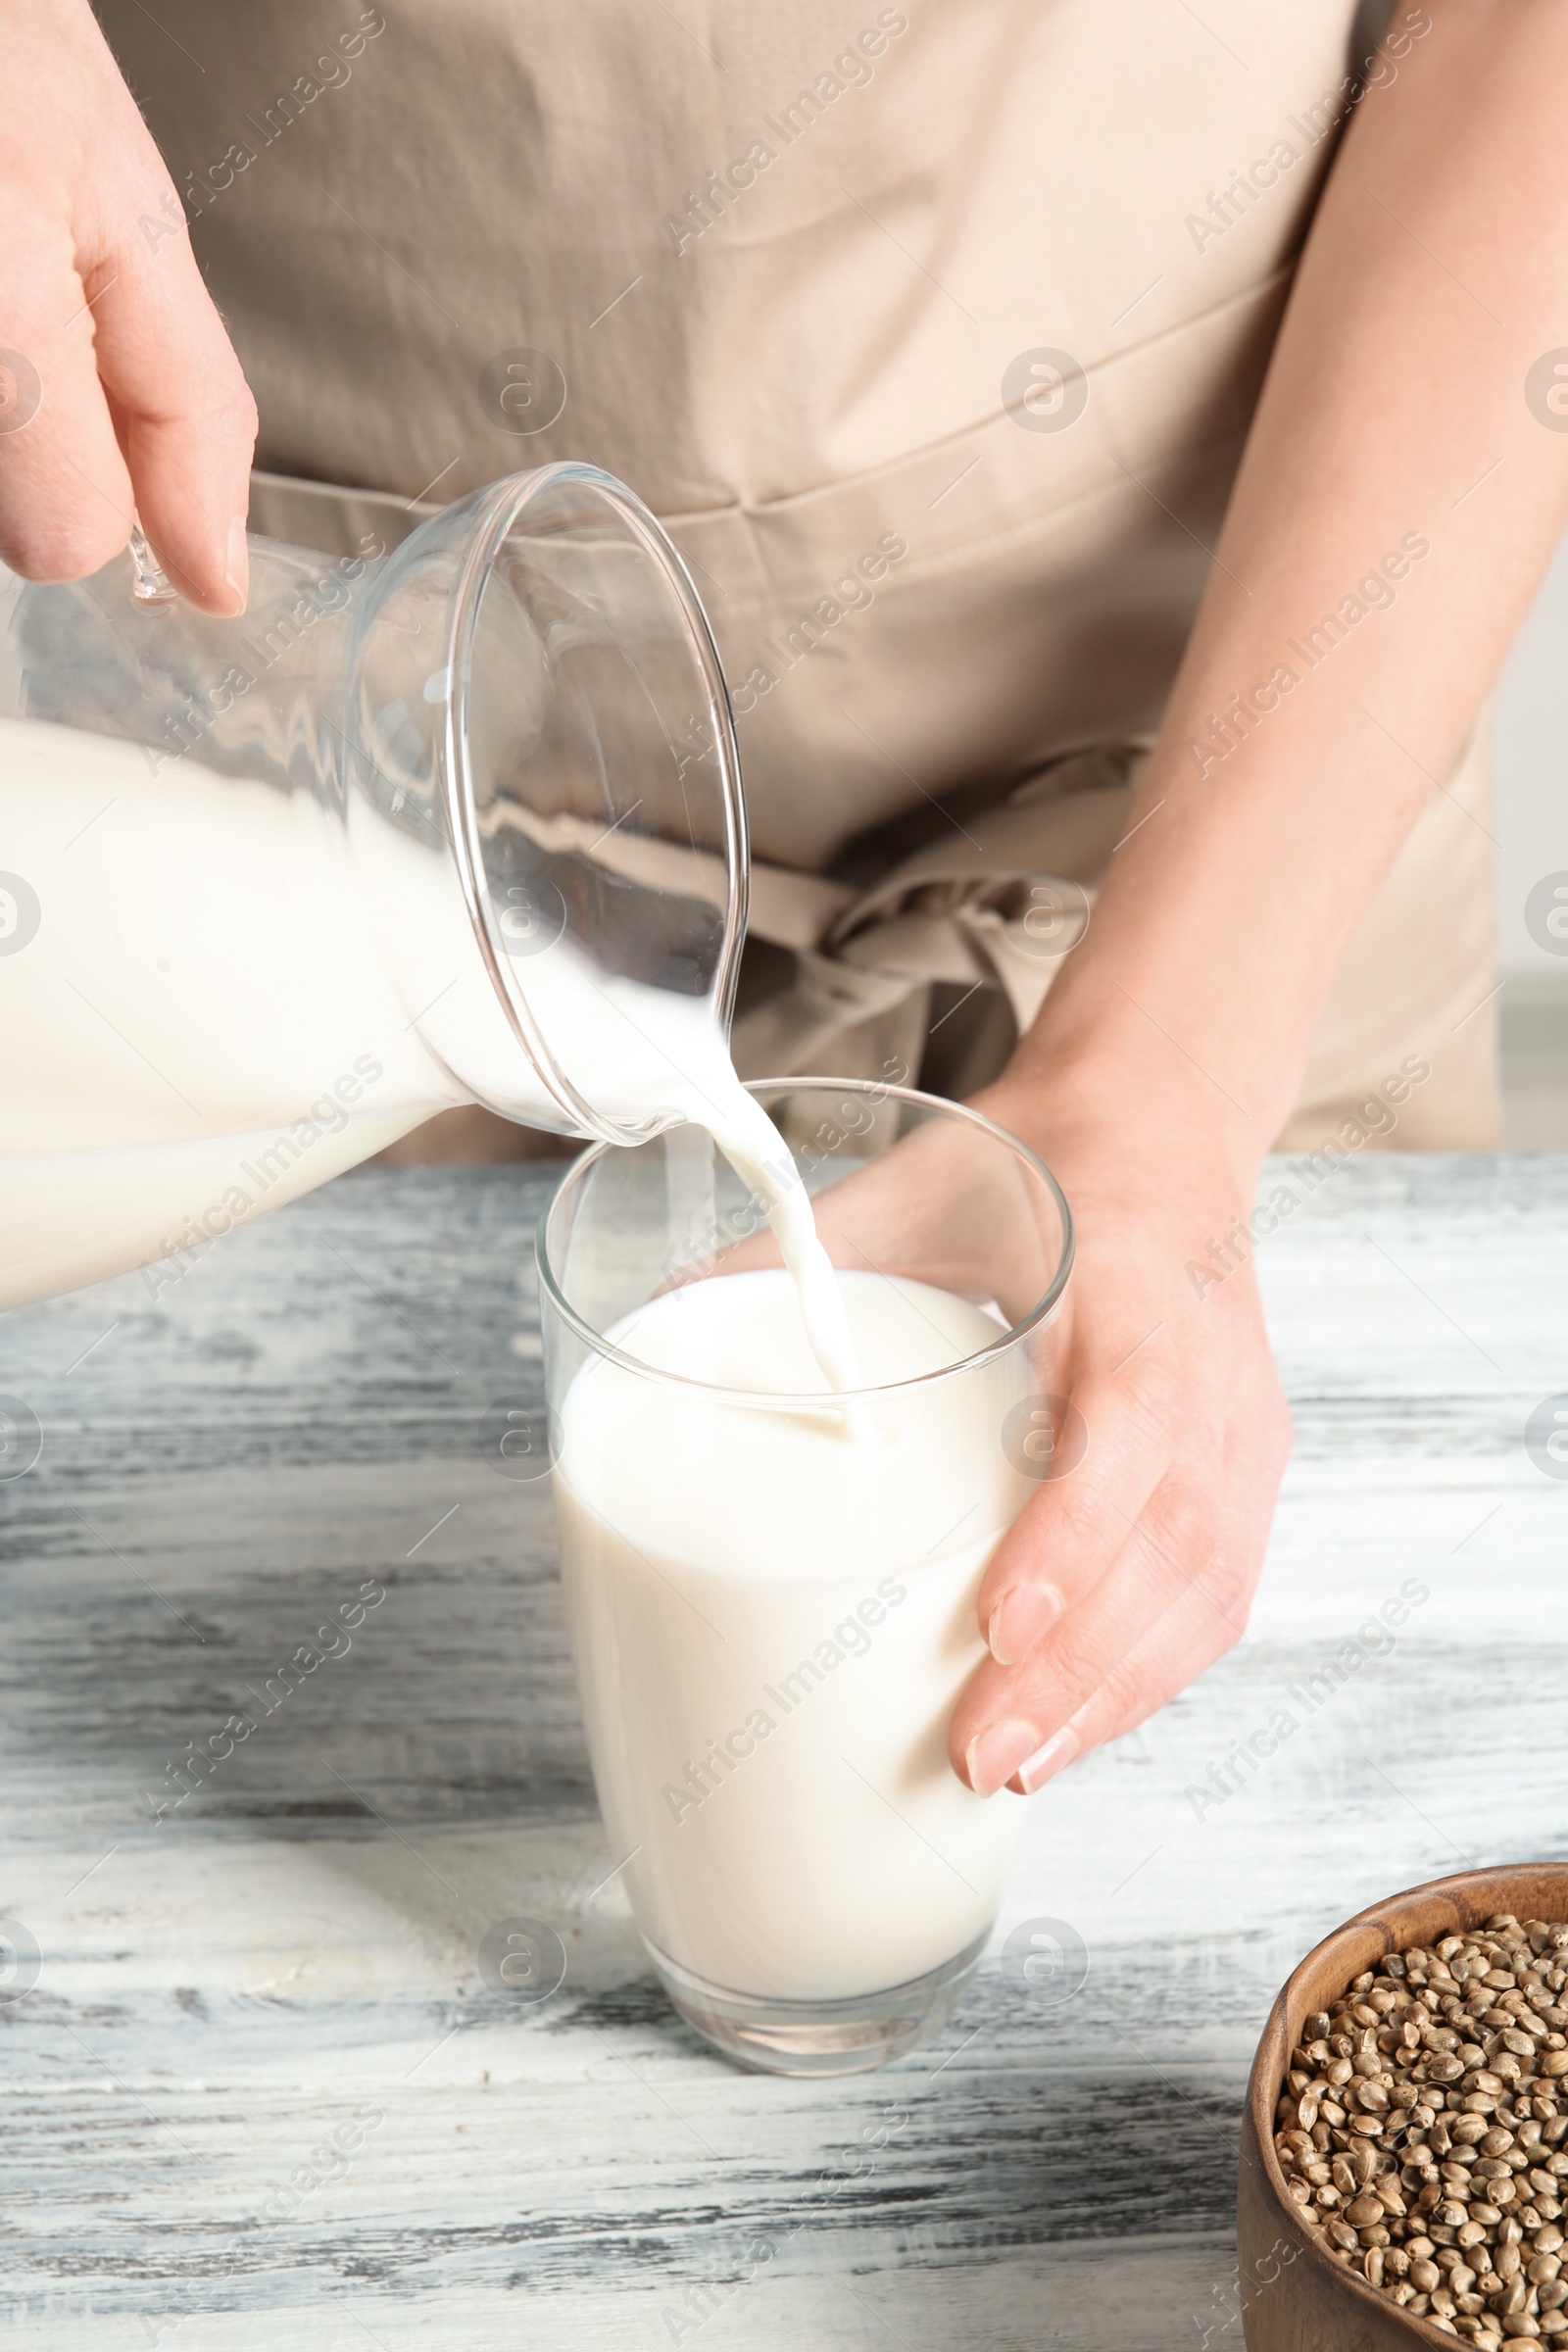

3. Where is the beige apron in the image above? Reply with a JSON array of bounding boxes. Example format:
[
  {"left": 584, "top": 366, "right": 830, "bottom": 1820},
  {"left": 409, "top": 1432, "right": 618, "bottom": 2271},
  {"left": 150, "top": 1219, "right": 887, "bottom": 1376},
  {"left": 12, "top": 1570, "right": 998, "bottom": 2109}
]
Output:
[{"left": 99, "top": 0, "right": 1497, "bottom": 1152}]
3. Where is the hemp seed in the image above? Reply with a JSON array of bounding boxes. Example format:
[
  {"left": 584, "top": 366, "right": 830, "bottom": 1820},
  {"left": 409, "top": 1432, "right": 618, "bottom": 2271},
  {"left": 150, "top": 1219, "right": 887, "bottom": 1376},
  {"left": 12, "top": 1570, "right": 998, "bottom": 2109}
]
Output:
[{"left": 1274, "top": 1918, "right": 1568, "bottom": 2342}]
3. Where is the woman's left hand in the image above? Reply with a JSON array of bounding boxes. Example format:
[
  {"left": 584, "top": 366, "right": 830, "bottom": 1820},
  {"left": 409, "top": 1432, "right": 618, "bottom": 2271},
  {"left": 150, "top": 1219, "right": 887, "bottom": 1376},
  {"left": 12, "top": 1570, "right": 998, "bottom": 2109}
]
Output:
[{"left": 949, "top": 1056, "right": 1292, "bottom": 1797}]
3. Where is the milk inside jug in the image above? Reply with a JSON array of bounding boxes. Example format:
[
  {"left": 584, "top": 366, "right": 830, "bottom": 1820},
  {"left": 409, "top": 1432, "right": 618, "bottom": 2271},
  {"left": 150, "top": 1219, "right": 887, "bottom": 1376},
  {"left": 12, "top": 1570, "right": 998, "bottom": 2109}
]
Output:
[{"left": 0, "top": 466, "right": 753, "bottom": 1309}]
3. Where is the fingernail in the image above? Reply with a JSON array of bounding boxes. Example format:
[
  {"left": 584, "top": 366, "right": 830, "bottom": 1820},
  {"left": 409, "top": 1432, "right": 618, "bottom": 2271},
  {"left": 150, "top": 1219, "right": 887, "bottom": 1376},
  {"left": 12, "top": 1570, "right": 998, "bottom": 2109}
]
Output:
[
  {"left": 986, "top": 1581, "right": 1065, "bottom": 1666},
  {"left": 223, "top": 517, "right": 249, "bottom": 614},
  {"left": 965, "top": 1718, "right": 1042, "bottom": 1798},
  {"left": 1010, "top": 1724, "right": 1080, "bottom": 1795}
]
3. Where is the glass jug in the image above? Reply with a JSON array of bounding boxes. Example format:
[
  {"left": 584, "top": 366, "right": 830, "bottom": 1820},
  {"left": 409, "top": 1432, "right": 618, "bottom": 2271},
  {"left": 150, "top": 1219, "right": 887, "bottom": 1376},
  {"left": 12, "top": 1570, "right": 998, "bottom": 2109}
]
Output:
[{"left": 0, "top": 466, "right": 747, "bottom": 1310}]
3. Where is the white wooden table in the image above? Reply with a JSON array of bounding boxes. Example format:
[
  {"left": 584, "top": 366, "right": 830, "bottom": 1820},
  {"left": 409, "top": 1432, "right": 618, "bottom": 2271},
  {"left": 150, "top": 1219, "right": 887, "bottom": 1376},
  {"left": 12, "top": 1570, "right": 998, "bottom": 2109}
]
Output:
[{"left": 2, "top": 1154, "right": 1564, "bottom": 2351}]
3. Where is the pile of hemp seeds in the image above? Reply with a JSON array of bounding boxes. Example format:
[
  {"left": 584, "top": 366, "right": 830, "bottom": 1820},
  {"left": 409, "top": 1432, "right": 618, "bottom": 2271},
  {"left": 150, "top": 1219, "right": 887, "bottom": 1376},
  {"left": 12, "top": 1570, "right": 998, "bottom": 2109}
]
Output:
[{"left": 1274, "top": 1915, "right": 1568, "bottom": 2343}]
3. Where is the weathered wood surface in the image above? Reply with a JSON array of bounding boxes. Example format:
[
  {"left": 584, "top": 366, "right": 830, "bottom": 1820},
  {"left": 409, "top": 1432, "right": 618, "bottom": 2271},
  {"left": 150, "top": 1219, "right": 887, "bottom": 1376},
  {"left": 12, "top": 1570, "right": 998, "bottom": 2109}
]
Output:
[{"left": 0, "top": 1153, "right": 1564, "bottom": 2350}]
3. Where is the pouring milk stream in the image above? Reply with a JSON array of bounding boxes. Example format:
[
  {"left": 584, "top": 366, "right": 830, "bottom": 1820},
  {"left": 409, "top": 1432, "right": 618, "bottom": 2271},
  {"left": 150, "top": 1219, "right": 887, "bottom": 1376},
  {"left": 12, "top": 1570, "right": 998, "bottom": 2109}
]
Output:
[{"left": 0, "top": 715, "right": 862, "bottom": 1393}]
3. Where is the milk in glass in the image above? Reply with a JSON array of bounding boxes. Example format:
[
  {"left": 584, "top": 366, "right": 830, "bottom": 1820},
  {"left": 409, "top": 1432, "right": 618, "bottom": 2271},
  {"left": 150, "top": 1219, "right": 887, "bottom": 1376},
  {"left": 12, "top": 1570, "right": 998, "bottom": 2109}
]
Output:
[{"left": 554, "top": 1268, "right": 1032, "bottom": 2002}]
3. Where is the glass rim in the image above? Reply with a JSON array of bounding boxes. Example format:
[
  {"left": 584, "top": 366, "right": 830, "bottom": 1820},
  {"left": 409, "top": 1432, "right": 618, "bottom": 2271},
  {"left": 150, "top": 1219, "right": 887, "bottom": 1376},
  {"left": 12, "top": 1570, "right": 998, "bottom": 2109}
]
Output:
[
  {"left": 535, "top": 1076, "right": 1075, "bottom": 1411},
  {"left": 443, "top": 461, "right": 750, "bottom": 1148}
]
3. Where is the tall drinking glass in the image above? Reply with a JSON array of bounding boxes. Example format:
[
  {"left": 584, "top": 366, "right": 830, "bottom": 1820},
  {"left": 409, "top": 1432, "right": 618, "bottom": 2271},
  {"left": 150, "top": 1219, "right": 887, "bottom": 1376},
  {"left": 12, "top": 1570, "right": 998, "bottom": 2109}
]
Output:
[{"left": 538, "top": 1077, "right": 1074, "bottom": 2075}]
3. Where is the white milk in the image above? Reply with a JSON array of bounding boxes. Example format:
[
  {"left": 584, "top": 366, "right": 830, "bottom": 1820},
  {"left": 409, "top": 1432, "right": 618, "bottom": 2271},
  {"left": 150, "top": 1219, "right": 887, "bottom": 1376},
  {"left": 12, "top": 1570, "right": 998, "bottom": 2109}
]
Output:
[
  {"left": 555, "top": 1269, "right": 1031, "bottom": 2002},
  {"left": 0, "top": 716, "right": 858, "bottom": 1387},
  {"left": 0, "top": 720, "right": 464, "bottom": 1306}
]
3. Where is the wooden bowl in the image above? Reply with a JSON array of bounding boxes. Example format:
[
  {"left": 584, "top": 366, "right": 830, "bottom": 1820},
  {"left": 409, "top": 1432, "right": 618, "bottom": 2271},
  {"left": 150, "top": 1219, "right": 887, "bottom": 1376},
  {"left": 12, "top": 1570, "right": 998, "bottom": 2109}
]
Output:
[{"left": 1239, "top": 1863, "right": 1568, "bottom": 2352}]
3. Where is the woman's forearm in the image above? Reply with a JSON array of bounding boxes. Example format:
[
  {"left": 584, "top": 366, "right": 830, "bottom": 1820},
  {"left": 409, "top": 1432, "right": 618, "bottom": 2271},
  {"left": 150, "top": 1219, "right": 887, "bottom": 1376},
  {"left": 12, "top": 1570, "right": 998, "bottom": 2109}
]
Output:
[{"left": 1011, "top": 0, "right": 1568, "bottom": 1169}]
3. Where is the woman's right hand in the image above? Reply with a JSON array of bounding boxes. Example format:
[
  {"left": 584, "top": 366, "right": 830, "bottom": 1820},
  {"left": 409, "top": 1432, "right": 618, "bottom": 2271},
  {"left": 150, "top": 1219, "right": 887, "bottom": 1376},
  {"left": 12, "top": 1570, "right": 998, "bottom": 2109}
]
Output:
[{"left": 0, "top": 0, "right": 256, "bottom": 612}]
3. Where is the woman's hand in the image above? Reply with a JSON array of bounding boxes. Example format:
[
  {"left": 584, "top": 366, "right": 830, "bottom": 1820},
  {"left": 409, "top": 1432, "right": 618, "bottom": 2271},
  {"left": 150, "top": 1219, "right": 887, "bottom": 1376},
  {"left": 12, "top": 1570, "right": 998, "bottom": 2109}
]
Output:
[
  {"left": 0, "top": 0, "right": 256, "bottom": 610},
  {"left": 950, "top": 1059, "right": 1291, "bottom": 1795},
  {"left": 683, "top": 1054, "right": 1290, "bottom": 1800}
]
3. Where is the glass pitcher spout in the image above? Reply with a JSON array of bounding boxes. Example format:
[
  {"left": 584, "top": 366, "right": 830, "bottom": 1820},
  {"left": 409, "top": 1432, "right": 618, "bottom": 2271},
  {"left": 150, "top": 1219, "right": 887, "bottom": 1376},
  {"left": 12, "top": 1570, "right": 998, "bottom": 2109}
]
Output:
[{"left": 0, "top": 465, "right": 749, "bottom": 1309}]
